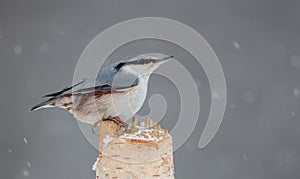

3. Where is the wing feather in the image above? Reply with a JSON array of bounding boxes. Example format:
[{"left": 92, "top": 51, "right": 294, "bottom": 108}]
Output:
[{"left": 43, "top": 61, "right": 139, "bottom": 97}]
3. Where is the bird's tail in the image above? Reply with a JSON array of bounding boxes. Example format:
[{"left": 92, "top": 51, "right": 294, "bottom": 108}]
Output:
[{"left": 30, "top": 98, "right": 58, "bottom": 111}]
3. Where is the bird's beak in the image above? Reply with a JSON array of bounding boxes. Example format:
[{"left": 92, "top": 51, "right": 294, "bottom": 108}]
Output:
[{"left": 155, "top": 55, "right": 174, "bottom": 63}]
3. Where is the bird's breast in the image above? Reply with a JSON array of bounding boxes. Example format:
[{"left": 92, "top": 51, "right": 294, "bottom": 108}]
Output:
[
  {"left": 109, "top": 81, "right": 148, "bottom": 121},
  {"left": 72, "top": 79, "right": 148, "bottom": 123}
]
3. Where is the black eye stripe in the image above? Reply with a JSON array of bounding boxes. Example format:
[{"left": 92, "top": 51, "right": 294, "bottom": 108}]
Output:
[
  {"left": 115, "top": 62, "right": 125, "bottom": 71},
  {"left": 116, "top": 58, "right": 156, "bottom": 69},
  {"left": 125, "top": 58, "right": 155, "bottom": 65},
  {"left": 144, "top": 59, "right": 155, "bottom": 64}
]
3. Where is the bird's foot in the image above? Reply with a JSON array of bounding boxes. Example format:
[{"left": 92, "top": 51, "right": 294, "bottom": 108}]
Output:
[
  {"left": 92, "top": 120, "right": 102, "bottom": 136},
  {"left": 103, "top": 117, "right": 129, "bottom": 132}
]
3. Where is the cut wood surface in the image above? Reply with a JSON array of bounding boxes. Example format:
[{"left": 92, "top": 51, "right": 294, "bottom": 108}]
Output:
[{"left": 94, "top": 117, "right": 175, "bottom": 179}]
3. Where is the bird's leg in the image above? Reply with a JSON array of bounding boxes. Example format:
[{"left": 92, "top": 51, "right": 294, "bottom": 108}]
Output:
[
  {"left": 103, "top": 117, "right": 128, "bottom": 130},
  {"left": 92, "top": 117, "right": 128, "bottom": 136},
  {"left": 92, "top": 119, "right": 102, "bottom": 135}
]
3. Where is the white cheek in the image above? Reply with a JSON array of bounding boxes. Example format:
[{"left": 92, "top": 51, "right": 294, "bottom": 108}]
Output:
[{"left": 123, "top": 64, "right": 157, "bottom": 75}]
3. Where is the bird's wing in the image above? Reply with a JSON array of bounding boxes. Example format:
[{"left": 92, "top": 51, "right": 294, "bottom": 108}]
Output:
[
  {"left": 72, "top": 64, "right": 139, "bottom": 94},
  {"left": 72, "top": 78, "right": 139, "bottom": 94},
  {"left": 43, "top": 62, "right": 139, "bottom": 98}
]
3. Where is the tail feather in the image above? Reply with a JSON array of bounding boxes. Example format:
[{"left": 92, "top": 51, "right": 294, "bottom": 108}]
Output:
[{"left": 30, "top": 98, "right": 57, "bottom": 111}]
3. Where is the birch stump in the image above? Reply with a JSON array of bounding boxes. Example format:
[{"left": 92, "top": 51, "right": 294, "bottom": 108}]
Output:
[{"left": 93, "top": 117, "right": 175, "bottom": 179}]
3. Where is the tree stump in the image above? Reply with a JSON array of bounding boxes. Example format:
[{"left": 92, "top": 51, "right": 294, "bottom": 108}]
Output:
[{"left": 93, "top": 117, "right": 175, "bottom": 179}]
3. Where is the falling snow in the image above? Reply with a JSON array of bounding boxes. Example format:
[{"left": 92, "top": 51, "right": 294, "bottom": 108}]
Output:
[
  {"left": 233, "top": 41, "right": 240, "bottom": 49},
  {"left": 276, "top": 149, "right": 298, "bottom": 165},
  {"left": 27, "top": 162, "right": 31, "bottom": 168},
  {"left": 230, "top": 104, "right": 235, "bottom": 109},
  {"left": 212, "top": 91, "right": 219, "bottom": 99},
  {"left": 291, "top": 111, "right": 296, "bottom": 116},
  {"left": 293, "top": 88, "right": 300, "bottom": 98},
  {"left": 24, "top": 137, "right": 28, "bottom": 144},
  {"left": 290, "top": 55, "right": 300, "bottom": 68},
  {"left": 23, "top": 169, "right": 30, "bottom": 177},
  {"left": 195, "top": 80, "right": 201, "bottom": 88},
  {"left": 242, "top": 155, "right": 248, "bottom": 161},
  {"left": 14, "top": 45, "right": 22, "bottom": 55}
]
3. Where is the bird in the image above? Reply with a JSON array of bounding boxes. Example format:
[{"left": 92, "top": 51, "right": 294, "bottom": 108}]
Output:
[{"left": 31, "top": 54, "right": 173, "bottom": 129}]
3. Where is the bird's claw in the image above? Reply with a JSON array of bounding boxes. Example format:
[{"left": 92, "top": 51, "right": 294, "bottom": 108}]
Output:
[{"left": 92, "top": 120, "right": 102, "bottom": 136}]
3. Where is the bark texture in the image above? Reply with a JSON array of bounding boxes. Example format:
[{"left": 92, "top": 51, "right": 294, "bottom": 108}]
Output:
[{"left": 94, "top": 117, "right": 175, "bottom": 179}]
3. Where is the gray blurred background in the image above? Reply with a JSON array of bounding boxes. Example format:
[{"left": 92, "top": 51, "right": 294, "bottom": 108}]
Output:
[{"left": 1, "top": 0, "right": 300, "bottom": 178}]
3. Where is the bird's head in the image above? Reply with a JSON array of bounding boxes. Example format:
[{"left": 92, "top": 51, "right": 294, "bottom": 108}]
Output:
[{"left": 116, "top": 54, "right": 173, "bottom": 77}]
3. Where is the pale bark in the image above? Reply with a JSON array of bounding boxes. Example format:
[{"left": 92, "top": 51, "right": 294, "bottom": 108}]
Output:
[{"left": 94, "top": 117, "right": 175, "bottom": 179}]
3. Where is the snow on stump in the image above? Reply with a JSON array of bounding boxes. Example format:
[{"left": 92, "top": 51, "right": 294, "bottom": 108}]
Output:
[{"left": 94, "top": 117, "right": 175, "bottom": 179}]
